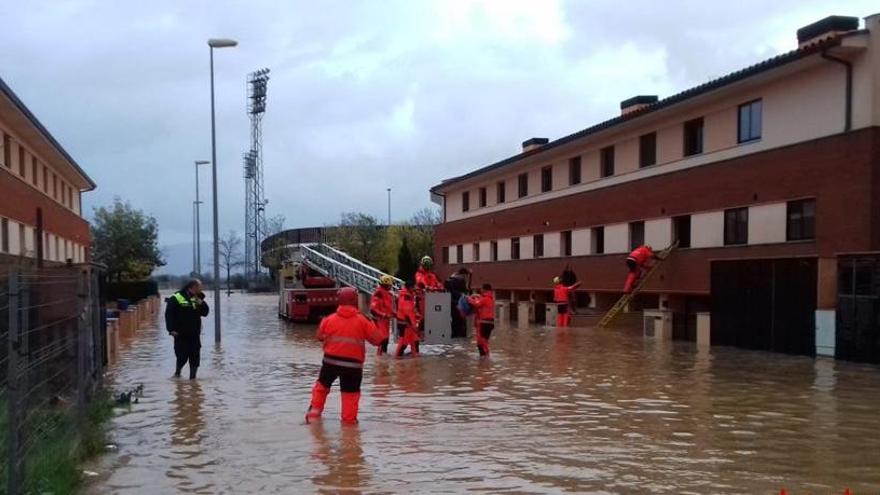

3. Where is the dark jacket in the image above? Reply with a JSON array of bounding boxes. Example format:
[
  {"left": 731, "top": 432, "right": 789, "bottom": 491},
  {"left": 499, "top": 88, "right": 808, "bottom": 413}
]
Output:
[{"left": 165, "top": 290, "right": 209, "bottom": 339}]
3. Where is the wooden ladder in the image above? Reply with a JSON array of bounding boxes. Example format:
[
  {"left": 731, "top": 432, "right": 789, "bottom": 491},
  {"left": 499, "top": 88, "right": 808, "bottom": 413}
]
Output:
[{"left": 598, "top": 242, "right": 679, "bottom": 328}]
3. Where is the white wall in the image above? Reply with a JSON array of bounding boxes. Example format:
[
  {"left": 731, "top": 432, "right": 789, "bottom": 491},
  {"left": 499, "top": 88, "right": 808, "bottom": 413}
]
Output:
[
  {"left": 520, "top": 236, "right": 534, "bottom": 260},
  {"left": 497, "top": 239, "right": 511, "bottom": 261},
  {"left": 749, "top": 203, "right": 787, "bottom": 245},
  {"left": 605, "top": 223, "right": 629, "bottom": 253},
  {"left": 572, "top": 228, "right": 591, "bottom": 256},
  {"left": 545, "top": 231, "right": 561, "bottom": 258},
  {"left": 645, "top": 218, "right": 672, "bottom": 248},
  {"left": 691, "top": 211, "right": 724, "bottom": 248}
]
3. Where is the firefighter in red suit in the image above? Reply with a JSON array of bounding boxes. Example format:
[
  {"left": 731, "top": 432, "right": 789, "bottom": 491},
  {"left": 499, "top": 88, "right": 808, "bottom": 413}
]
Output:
[
  {"left": 414, "top": 256, "right": 443, "bottom": 332},
  {"left": 467, "top": 283, "right": 496, "bottom": 357},
  {"left": 394, "top": 281, "right": 420, "bottom": 357},
  {"left": 553, "top": 277, "right": 581, "bottom": 327},
  {"left": 624, "top": 245, "right": 660, "bottom": 294},
  {"left": 306, "top": 287, "right": 384, "bottom": 424},
  {"left": 370, "top": 275, "right": 395, "bottom": 355}
]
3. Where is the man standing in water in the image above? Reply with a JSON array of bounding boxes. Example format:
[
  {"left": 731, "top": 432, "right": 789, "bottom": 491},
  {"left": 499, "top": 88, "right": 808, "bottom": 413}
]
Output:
[
  {"left": 165, "top": 279, "right": 209, "bottom": 379},
  {"left": 306, "top": 287, "right": 384, "bottom": 424}
]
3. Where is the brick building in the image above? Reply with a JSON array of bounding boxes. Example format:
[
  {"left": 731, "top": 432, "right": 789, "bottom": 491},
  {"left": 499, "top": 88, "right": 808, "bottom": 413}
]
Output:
[
  {"left": 0, "top": 76, "right": 95, "bottom": 266},
  {"left": 430, "top": 15, "right": 880, "bottom": 361}
]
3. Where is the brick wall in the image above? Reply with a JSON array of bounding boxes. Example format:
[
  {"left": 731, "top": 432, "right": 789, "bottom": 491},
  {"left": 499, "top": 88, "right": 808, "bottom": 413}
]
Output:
[{"left": 0, "top": 171, "right": 90, "bottom": 248}]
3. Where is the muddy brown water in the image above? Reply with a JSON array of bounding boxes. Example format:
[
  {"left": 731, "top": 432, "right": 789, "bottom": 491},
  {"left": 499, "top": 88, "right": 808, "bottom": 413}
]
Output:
[{"left": 86, "top": 293, "right": 880, "bottom": 494}]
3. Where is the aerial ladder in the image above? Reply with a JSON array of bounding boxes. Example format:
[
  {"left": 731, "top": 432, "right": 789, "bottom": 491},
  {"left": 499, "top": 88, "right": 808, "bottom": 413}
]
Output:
[
  {"left": 597, "top": 242, "right": 678, "bottom": 328},
  {"left": 299, "top": 243, "right": 403, "bottom": 294}
]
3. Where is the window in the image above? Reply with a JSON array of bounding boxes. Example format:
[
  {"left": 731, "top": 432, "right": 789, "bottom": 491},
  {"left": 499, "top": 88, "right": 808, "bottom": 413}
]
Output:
[
  {"left": 568, "top": 156, "right": 581, "bottom": 185},
  {"left": 738, "top": 99, "right": 762, "bottom": 143},
  {"left": 639, "top": 132, "right": 657, "bottom": 168},
  {"left": 54, "top": 236, "right": 59, "bottom": 260},
  {"left": 541, "top": 166, "right": 552, "bottom": 193},
  {"left": 53, "top": 174, "right": 57, "bottom": 200},
  {"left": 561, "top": 230, "right": 572, "bottom": 256},
  {"left": 2, "top": 133, "right": 9, "bottom": 168},
  {"left": 490, "top": 241, "right": 498, "bottom": 261},
  {"left": 629, "top": 221, "right": 645, "bottom": 250},
  {"left": 20, "top": 224, "right": 26, "bottom": 256},
  {"left": 473, "top": 242, "right": 480, "bottom": 262},
  {"left": 461, "top": 191, "right": 470, "bottom": 212},
  {"left": 456, "top": 244, "right": 463, "bottom": 263},
  {"left": 42, "top": 166, "right": 48, "bottom": 193},
  {"left": 600, "top": 146, "right": 614, "bottom": 177},
  {"left": 683, "top": 117, "right": 704, "bottom": 156},
  {"left": 724, "top": 207, "right": 749, "bottom": 245},
  {"left": 787, "top": 199, "right": 816, "bottom": 241},
  {"left": 591, "top": 227, "right": 605, "bottom": 254},
  {"left": 673, "top": 215, "right": 691, "bottom": 248},
  {"left": 533, "top": 234, "right": 544, "bottom": 258},
  {"left": 497, "top": 181, "right": 506, "bottom": 204},
  {"left": 442, "top": 246, "right": 449, "bottom": 264},
  {"left": 511, "top": 237, "right": 521, "bottom": 260},
  {"left": 31, "top": 157, "right": 37, "bottom": 186},
  {"left": 518, "top": 173, "right": 528, "bottom": 198},
  {"left": 1, "top": 218, "right": 8, "bottom": 253},
  {"left": 18, "top": 146, "right": 25, "bottom": 177},
  {"left": 478, "top": 187, "right": 487, "bottom": 207}
]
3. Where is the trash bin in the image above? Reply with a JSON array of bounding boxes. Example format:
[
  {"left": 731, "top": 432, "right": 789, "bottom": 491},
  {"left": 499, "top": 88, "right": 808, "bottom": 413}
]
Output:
[
  {"left": 545, "top": 303, "right": 559, "bottom": 327},
  {"left": 117, "top": 299, "right": 130, "bottom": 311},
  {"left": 517, "top": 302, "right": 532, "bottom": 328}
]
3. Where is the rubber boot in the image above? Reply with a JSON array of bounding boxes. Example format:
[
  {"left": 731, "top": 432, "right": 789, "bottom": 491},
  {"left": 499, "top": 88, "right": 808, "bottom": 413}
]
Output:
[
  {"left": 394, "top": 338, "right": 407, "bottom": 358},
  {"left": 563, "top": 313, "right": 571, "bottom": 327},
  {"left": 341, "top": 392, "right": 360, "bottom": 424},
  {"left": 189, "top": 366, "right": 198, "bottom": 380},
  {"left": 305, "top": 381, "right": 331, "bottom": 423},
  {"left": 412, "top": 340, "right": 420, "bottom": 357},
  {"left": 377, "top": 339, "right": 388, "bottom": 356},
  {"left": 556, "top": 313, "right": 565, "bottom": 327}
]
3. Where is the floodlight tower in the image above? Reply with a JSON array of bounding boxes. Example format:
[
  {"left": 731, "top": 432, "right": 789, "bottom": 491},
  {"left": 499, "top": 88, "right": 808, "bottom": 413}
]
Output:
[{"left": 244, "top": 68, "right": 269, "bottom": 280}]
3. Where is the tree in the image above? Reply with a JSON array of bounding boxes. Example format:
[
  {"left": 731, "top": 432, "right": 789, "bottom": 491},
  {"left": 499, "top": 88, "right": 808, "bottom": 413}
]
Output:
[
  {"left": 265, "top": 214, "right": 286, "bottom": 236},
  {"left": 218, "top": 230, "right": 244, "bottom": 295},
  {"left": 396, "top": 236, "right": 417, "bottom": 282},
  {"left": 331, "top": 212, "right": 383, "bottom": 266},
  {"left": 92, "top": 198, "right": 165, "bottom": 282}
]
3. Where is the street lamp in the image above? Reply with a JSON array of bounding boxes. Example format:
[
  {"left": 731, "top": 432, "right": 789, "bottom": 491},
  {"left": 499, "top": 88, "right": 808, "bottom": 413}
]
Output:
[
  {"left": 194, "top": 160, "right": 209, "bottom": 276},
  {"left": 208, "top": 37, "right": 237, "bottom": 343},
  {"left": 387, "top": 187, "right": 391, "bottom": 226}
]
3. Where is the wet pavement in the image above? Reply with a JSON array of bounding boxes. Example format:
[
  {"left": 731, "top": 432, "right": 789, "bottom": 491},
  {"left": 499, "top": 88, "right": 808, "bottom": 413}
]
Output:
[{"left": 87, "top": 293, "right": 880, "bottom": 494}]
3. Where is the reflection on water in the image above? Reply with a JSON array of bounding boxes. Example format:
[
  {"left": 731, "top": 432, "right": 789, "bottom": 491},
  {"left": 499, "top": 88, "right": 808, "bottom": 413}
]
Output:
[{"left": 88, "top": 294, "right": 880, "bottom": 494}]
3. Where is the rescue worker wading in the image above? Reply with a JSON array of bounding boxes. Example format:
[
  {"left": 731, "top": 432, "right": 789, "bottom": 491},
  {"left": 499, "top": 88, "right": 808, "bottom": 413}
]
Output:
[
  {"left": 370, "top": 275, "right": 395, "bottom": 355},
  {"left": 395, "top": 281, "right": 420, "bottom": 357},
  {"left": 165, "top": 279, "right": 209, "bottom": 379},
  {"left": 306, "top": 287, "right": 384, "bottom": 424},
  {"left": 624, "top": 245, "right": 661, "bottom": 294},
  {"left": 467, "top": 283, "right": 496, "bottom": 357},
  {"left": 414, "top": 256, "right": 443, "bottom": 334},
  {"left": 553, "top": 277, "right": 582, "bottom": 328}
]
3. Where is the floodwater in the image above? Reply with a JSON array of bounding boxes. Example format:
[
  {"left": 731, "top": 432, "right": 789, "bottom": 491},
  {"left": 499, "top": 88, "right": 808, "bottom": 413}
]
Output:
[{"left": 87, "top": 293, "right": 880, "bottom": 494}]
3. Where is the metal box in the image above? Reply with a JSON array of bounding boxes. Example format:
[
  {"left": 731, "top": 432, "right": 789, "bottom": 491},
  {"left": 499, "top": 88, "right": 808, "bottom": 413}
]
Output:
[{"left": 423, "top": 292, "right": 453, "bottom": 344}]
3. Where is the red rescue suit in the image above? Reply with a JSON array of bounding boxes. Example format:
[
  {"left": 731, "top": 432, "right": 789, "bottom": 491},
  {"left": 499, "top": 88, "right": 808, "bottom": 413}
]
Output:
[
  {"left": 553, "top": 282, "right": 581, "bottom": 327},
  {"left": 394, "top": 287, "right": 420, "bottom": 357},
  {"left": 370, "top": 285, "right": 394, "bottom": 355},
  {"left": 306, "top": 304, "right": 384, "bottom": 424},
  {"left": 467, "top": 290, "right": 495, "bottom": 357},
  {"left": 414, "top": 266, "right": 443, "bottom": 331},
  {"left": 624, "top": 245, "right": 655, "bottom": 294}
]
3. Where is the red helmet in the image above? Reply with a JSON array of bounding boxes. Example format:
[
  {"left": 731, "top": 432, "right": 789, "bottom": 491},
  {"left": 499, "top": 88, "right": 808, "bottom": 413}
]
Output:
[{"left": 338, "top": 287, "right": 358, "bottom": 307}]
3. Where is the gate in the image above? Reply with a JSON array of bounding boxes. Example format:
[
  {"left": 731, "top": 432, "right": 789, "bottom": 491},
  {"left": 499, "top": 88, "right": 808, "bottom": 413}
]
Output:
[
  {"left": 836, "top": 256, "right": 880, "bottom": 364},
  {"left": 711, "top": 258, "right": 816, "bottom": 356}
]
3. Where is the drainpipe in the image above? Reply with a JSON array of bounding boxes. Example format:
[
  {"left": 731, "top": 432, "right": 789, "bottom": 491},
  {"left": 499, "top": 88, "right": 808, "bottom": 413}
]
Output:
[{"left": 821, "top": 50, "right": 853, "bottom": 132}]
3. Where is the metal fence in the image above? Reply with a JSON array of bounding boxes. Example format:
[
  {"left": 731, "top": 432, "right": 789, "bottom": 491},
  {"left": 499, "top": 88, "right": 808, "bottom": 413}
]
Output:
[{"left": 0, "top": 264, "right": 106, "bottom": 494}]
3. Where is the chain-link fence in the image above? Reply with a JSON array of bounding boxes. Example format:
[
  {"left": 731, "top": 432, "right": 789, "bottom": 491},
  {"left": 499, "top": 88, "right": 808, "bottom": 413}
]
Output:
[{"left": 0, "top": 264, "right": 106, "bottom": 494}]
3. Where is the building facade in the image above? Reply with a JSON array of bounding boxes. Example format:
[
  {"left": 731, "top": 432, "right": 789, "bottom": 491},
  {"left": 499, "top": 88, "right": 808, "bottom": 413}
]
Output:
[
  {"left": 430, "top": 15, "right": 880, "bottom": 361},
  {"left": 0, "top": 76, "right": 95, "bottom": 266}
]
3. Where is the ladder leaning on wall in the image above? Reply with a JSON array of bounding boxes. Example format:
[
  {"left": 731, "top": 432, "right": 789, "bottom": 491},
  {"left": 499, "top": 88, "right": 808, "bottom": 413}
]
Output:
[{"left": 597, "top": 241, "right": 679, "bottom": 328}]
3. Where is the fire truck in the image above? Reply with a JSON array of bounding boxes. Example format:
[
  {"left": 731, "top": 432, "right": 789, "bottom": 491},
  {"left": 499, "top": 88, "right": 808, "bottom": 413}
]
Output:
[{"left": 278, "top": 261, "right": 339, "bottom": 322}]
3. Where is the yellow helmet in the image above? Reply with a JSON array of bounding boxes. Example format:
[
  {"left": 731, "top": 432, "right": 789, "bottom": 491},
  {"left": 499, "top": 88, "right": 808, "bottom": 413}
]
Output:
[
  {"left": 420, "top": 256, "right": 433, "bottom": 266},
  {"left": 379, "top": 274, "right": 394, "bottom": 287},
  {"left": 553, "top": 276, "right": 561, "bottom": 284}
]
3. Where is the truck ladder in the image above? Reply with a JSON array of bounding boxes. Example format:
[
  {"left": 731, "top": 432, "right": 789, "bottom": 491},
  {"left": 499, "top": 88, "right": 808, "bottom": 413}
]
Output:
[
  {"left": 597, "top": 242, "right": 678, "bottom": 328},
  {"left": 300, "top": 243, "right": 403, "bottom": 294}
]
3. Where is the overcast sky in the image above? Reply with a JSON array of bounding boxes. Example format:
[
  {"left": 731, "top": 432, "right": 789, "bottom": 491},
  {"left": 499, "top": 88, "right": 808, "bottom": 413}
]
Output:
[{"left": 1, "top": 1, "right": 876, "bottom": 272}]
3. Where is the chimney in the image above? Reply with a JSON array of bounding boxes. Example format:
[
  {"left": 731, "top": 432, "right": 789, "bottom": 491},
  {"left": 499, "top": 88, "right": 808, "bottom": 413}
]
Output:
[
  {"left": 797, "top": 15, "right": 859, "bottom": 48},
  {"left": 620, "top": 95, "right": 658, "bottom": 116},
  {"left": 522, "top": 137, "right": 549, "bottom": 153}
]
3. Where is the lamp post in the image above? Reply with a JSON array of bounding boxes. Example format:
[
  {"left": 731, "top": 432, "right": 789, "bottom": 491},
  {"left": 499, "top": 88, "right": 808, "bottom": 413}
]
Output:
[
  {"left": 387, "top": 187, "right": 391, "bottom": 226},
  {"left": 194, "top": 160, "right": 209, "bottom": 276},
  {"left": 208, "top": 37, "right": 237, "bottom": 343}
]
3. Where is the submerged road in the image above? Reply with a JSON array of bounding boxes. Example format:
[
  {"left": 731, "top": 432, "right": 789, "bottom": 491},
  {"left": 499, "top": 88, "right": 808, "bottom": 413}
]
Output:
[{"left": 87, "top": 293, "right": 880, "bottom": 494}]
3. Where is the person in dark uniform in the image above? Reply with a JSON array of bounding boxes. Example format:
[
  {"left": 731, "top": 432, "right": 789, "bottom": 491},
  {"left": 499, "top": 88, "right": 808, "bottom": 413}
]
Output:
[
  {"left": 446, "top": 268, "right": 471, "bottom": 338},
  {"left": 165, "top": 279, "right": 209, "bottom": 379}
]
